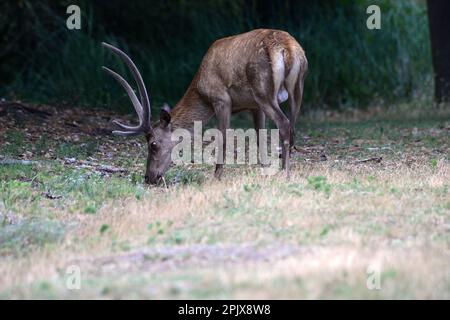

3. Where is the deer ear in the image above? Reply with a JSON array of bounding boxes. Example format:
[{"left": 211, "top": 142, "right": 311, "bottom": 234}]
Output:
[
  {"left": 160, "top": 108, "right": 171, "bottom": 128},
  {"left": 162, "top": 102, "right": 171, "bottom": 113}
]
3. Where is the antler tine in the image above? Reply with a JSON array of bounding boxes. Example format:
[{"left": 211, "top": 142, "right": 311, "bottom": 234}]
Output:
[
  {"left": 111, "top": 130, "right": 142, "bottom": 137},
  {"left": 102, "top": 42, "right": 152, "bottom": 131},
  {"left": 112, "top": 119, "right": 141, "bottom": 132},
  {"left": 102, "top": 66, "right": 144, "bottom": 133}
]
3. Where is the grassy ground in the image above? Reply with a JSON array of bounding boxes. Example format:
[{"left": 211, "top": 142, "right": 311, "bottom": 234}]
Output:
[{"left": 0, "top": 102, "right": 449, "bottom": 299}]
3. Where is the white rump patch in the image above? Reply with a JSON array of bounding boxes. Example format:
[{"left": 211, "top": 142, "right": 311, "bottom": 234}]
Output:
[
  {"left": 285, "top": 57, "right": 301, "bottom": 95},
  {"left": 273, "top": 52, "right": 285, "bottom": 76},
  {"left": 272, "top": 51, "right": 285, "bottom": 103}
]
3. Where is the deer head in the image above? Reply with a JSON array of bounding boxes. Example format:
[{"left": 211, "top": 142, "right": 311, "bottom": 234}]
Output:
[{"left": 102, "top": 43, "right": 174, "bottom": 185}]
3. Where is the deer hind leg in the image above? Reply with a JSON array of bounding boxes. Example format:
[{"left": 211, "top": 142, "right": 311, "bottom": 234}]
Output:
[
  {"left": 291, "top": 75, "right": 306, "bottom": 150},
  {"left": 252, "top": 94, "right": 291, "bottom": 175},
  {"left": 258, "top": 99, "right": 290, "bottom": 175},
  {"left": 212, "top": 97, "right": 232, "bottom": 180},
  {"left": 248, "top": 63, "right": 291, "bottom": 175},
  {"left": 285, "top": 58, "right": 302, "bottom": 149}
]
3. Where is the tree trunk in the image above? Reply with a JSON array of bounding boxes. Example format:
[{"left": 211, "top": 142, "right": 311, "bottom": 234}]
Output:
[{"left": 427, "top": 0, "right": 450, "bottom": 102}]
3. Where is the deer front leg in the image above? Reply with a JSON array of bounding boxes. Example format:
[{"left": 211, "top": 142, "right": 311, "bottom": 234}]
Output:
[
  {"left": 252, "top": 109, "right": 266, "bottom": 165},
  {"left": 213, "top": 98, "right": 231, "bottom": 180}
]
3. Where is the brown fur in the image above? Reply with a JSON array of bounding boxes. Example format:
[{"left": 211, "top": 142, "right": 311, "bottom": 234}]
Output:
[
  {"left": 146, "top": 29, "right": 307, "bottom": 183},
  {"left": 170, "top": 29, "right": 307, "bottom": 130}
]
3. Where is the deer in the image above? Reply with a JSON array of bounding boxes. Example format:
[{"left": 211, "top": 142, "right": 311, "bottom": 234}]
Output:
[{"left": 102, "top": 29, "right": 308, "bottom": 184}]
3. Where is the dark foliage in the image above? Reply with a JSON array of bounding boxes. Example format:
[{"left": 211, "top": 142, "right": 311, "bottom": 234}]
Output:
[{"left": 0, "top": 0, "right": 432, "bottom": 111}]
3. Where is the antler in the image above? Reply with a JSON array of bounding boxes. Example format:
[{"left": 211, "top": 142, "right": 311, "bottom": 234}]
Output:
[{"left": 102, "top": 42, "right": 152, "bottom": 136}]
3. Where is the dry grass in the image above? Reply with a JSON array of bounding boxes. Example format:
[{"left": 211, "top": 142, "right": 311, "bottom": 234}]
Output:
[
  {"left": 0, "top": 158, "right": 449, "bottom": 299},
  {"left": 0, "top": 105, "right": 449, "bottom": 299}
]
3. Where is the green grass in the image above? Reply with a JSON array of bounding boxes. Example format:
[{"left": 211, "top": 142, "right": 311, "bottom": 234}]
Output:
[
  {"left": 307, "top": 176, "right": 332, "bottom": 196},
  {"left": 0, "top": 163, "right": 145, "bottom": 217},
  {"left": 0, "top": 108, "right": 449, "bottom": 298},
  {"left": 0, "top": 219, "right": 66, "bottom": 257},
  {"left": 0, "top": 129, "right": 100, "bottom": 161},
  {"left": 1, "top": 131, "right": 26, "bottom": 156}
]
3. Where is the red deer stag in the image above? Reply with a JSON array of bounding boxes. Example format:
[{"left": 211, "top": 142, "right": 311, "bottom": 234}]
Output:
[{"left": 102, "top": 29, "right": 307, "bottom": 184}]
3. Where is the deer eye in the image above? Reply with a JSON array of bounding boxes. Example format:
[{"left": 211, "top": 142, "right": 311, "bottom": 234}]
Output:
[{"left": 150, "top": 141, "right": 158, "bottom": 151}]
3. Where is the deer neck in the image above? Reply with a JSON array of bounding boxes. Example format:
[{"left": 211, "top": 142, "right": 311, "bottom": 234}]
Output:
[{"left": 169, "top": 85, "right": 214, "bottom": 132}]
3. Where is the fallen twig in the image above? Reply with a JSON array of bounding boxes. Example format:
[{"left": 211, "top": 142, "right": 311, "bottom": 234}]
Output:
[
  {"left": 96, "top": 165, "right": 128, "bottom": 174},
  {"left": 1, "top": 102, "right": 52, "bottom": 118},
  {"left": 355, "top": 156, "right": 382, "bottom": 164},
  {"left": 367, "top": 146, "right": 394, "bottom": 152},
  {"left": 63, "top": 158, "right": 128, "bottom": 174},
  {"left": 0, "top": 159, "right": 36, "bottom": 165},
  {"left": 43, "top": 192, "right": 62, "bottom": 200}
]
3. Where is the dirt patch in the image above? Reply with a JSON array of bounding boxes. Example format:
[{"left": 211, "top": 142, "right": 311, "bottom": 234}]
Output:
[{"left": 71, "top": 243, "right": 302, "bottom": 276}]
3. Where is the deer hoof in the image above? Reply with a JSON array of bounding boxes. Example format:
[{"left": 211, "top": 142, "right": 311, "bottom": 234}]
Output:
[{"left": 214, "top": 165, "right": 224, "bottom": 180}]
